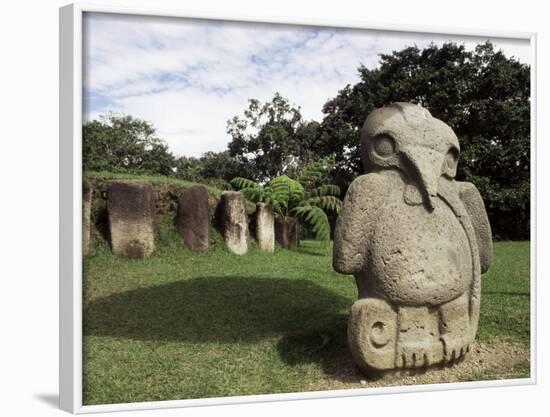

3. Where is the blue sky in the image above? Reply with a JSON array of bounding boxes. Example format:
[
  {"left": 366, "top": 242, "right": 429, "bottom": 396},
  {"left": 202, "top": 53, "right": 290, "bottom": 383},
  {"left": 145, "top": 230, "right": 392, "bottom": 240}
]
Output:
[{"left": 83, "top": 12, "right": 530, "bottom": 157}]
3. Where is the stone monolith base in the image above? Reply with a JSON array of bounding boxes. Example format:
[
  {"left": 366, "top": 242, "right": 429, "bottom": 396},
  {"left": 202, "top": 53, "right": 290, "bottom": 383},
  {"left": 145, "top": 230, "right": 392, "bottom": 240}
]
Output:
[
  {"left": 219, "top": 191, "right": 248, "bottom": 255},
  {"left": 107, "top": 180, "right": 156, "bottom": 259},
  {"left": 177, "top": 185, "right": 210, "bottom": 252},
  {"left": 275, "top": 217, "right": 299, "bottom": 249},
  {"left": 255, "top": 203, "right": 274, "bottom": 253},
  {"left": 83, "top": 180, "right": 93, "bottom": 256}
]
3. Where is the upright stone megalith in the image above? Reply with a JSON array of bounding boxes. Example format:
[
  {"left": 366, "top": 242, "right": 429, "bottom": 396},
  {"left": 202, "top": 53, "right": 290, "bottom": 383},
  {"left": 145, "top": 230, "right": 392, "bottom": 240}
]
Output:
[
  {"left": 83, "top": 180, "right": 93, "bottom": 256},
  {"left": 219, "top": 191, "right": 248, "bottom": 255},
  {"left": 177, "top": 185, "right": 210, "bottom": 252},
  {"left": 333, "top": 103, "right": 493, "bottom": 374},
  {"left": 107, "top": 180, "right": 156, "bottom": 259},
  {"left": 275, "top": 217, "right": 299, "bottom": 249},
  {"left": 255, "top": 203, "right": 274, "bottom": 253}
]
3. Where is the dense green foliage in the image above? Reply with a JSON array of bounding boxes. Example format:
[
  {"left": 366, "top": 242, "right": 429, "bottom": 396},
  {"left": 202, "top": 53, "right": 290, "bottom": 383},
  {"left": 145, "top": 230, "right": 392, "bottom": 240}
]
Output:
[
  {"left": 83, "top": 171, "right": 225, "bottom": 197},
  {"left": 316, "top": 42, "right": 530, "bottom": 239},
  {"left": 174, "top": 151, "right": 250, "bottom": 189},
  {"left": 231, "top": 155, "right": 342, "bottom": 241},
  {"left": 227, "top": 93, "right": 321, "bottom": 182},
  {"left": 84, "top": 42, "right": 530, "bottom": 239},
  {"left": 83, "top": 226, "right": 530, "bottom": 404},
  {"left": 83, "top": 114, "right": 176, "bottom": 176},
  {"left": 83, "top": 115, "right": 248, "bottom": 187}
]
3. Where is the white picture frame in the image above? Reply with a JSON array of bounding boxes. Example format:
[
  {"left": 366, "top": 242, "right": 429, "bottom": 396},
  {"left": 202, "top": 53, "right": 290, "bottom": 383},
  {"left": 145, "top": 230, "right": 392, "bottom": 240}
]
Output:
[{"left": 59, "top": 2, "right": 537, "bottom": 413}]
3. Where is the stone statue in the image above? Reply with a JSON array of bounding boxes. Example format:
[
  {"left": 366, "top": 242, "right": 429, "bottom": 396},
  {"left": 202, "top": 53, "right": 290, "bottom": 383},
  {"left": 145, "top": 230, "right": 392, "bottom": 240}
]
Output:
[{"left": 333, "top": 103, "right": 492, "bottom": 374}]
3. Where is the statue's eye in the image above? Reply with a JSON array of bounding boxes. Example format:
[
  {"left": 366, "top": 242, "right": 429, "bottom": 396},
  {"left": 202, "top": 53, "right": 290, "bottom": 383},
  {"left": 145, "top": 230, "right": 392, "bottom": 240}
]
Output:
[
  {"left": 373, "top": 134, "right": 396, "bottom": 158},
  {"left": 445, "top": 148, "right": 459, "bottom": 171}
]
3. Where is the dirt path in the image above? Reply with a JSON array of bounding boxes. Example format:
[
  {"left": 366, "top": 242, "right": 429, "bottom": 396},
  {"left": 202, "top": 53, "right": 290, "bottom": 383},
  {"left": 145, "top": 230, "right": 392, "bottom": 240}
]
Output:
[{"left": 311, "top": 338, "right": 530, "bottom": 392}]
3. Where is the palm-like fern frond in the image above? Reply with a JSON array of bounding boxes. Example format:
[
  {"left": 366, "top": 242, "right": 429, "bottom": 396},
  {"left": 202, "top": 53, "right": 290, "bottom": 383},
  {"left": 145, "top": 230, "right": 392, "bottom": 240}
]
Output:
[
  {"left": 297, "top": 154, "right": 336, "bottom": 188},
  {"left": 230, "top": 155, "right": 342, "bottom": 242},
  {"left": 269, "top": 175, "right": 304, "bottom": 209},
  {"left": 301, "top": 195, "right": 342, "bottom": 213},
  {"left": 260, "top": 186, "right": 282, "bottom": 213},
  {"left": 230, "top": 177, "right": 262, "bottom": 191},
  {"left": 241, "top": 187, "right": 265, "bottom": 203},
  {"left": 230, "top": 177, "right": 267, "bottom": 203},
  {"left": 306, "top": 184, "right": 341, "bottom": 198},
  {"left": 291, "top": 205, "right": 330, "bottom": 241}
]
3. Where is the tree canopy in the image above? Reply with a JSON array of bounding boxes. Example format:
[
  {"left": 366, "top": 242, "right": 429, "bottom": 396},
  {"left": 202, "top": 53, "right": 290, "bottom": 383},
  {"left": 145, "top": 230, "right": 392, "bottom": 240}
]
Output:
[
  {"left": 83, "top": 115, "right": 249, "bottom": 187},
  {"left": 231, "top": 155, "right": 342, "bottom": 242},
  {"left": 83, "top": 113, "right": 176, "bottom": 176},
  {"left": 226, "top": 93, "right": 320, "bottom": 182},
  {"left": 83, "top": 41, "right": 530, "bottom": 240},
  {"left": 317, "top": 42, "right": 530, "bottom": 239}
]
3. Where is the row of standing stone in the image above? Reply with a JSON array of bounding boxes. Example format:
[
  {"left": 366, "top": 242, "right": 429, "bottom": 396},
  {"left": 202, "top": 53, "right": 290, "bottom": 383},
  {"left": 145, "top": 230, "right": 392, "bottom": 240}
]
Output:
[{"left": 83, "top": 180, "right": 275, "bottom": 259}]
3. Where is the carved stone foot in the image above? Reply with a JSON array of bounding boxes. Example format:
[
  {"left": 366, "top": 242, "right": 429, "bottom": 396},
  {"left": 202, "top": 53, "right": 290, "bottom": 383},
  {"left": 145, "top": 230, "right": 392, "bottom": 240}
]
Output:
[
  {"left": 438, "top": 293, "right": 472, "bottom": 363},
  {"left": 440, "top": 334, "right": 470, "bottom": 362},
  {"left": 395, "top": 306, "right": 442, "bottom": 369}
]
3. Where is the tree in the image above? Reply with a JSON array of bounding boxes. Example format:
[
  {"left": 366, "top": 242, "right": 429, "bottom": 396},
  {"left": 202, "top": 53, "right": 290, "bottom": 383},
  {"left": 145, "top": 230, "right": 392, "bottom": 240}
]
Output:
[
  {"left": 227, "top": 93, "right": 320, "bottom": 182},
  {"left": 231, "top": 155, "right": 342, "bottom": 247},
  {"left": 200, "top": 151, "right": 251, "bottom": 181},
  {"left": 173, "top": 156, "right": 203, "bottom": 182},
  {"left": 319, "top": 42, "right": 530, "bottom": 239},
  {"left": 83, "top": 113, "right": 176, "bottom": 176},
  {"left": 174, "top": 151, "right": 251, "bottom": 190}
]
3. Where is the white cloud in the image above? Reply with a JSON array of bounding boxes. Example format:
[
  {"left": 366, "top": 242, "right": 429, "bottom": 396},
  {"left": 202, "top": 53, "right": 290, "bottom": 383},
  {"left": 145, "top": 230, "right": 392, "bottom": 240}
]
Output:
[{"left": 83, "top": 12, "right": 531, "bottom": 158}]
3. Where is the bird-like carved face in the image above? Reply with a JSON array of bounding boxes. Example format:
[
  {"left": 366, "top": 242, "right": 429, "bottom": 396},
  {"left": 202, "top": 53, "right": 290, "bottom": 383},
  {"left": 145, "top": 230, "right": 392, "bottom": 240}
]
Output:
[{"left": 360, "top": 102, "right": 460, "bottom": 210}]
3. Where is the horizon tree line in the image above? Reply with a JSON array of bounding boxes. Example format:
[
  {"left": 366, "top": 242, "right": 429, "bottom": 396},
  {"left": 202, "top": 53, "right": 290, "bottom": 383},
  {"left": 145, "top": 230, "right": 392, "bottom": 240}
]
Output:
[{"left": 83, "top": 41, "right": 530, "bottom": 240}]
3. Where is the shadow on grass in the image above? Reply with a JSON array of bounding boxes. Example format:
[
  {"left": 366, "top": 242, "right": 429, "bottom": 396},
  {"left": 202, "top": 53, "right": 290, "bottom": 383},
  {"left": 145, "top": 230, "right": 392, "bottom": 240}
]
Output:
[
  {"left": 85, "top": 276, "right": 350, "bottom": 344},
  {"left": 276, "top": 318, "right": 364, "bottom": 383},
  {"left": 84, "top": 276, "right": 362, "bottom": 382}
]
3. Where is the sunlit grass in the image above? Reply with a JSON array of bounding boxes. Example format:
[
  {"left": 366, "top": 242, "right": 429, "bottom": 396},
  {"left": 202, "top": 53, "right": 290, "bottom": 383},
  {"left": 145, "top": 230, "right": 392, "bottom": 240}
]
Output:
[{"left": 83, "top": 218, "right": 530, "bottom": 405}]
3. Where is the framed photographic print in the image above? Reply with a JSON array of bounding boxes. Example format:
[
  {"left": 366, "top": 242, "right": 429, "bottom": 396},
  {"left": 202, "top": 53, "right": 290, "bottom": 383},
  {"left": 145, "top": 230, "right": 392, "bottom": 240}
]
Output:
[{"left": 59, "top": 2, "right": 536, "bottom": 413}]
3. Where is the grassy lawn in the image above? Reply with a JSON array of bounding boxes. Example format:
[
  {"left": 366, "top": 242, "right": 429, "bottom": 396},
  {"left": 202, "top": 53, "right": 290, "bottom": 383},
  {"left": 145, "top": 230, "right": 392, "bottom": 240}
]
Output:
[
  {"left": 83, "top": 221, "right": 531, "bottom": 405},
  {"left": 85, "top": 171, "right": 210, "bottom": 189},
  {"left": 477, "top": 241, "right": 531, "bottom": 346}
]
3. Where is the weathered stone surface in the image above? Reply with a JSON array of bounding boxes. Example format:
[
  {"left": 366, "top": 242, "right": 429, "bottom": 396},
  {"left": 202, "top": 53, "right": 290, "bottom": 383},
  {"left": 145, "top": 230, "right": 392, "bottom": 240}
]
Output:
[
  {"left": 333, "top": 103, "right": 493, "bottom": 374},
  {"left": 107, "top": 180, "right": 156, "bottom": 259},
  {"left": 288, "top": 219, "right": 300, "bottom": 248},
  {"left": 83, "top": 180, "right": 93, "bottom": 256},
  {"left": 458, "top": 182, "right": 493, "bottom": 273},
  {"left": 255, "top": 203, "right": 274, "bottom": 253},
  {"left": 177, "top": 186, "right": 210, "bottom": 252},
  {"left": 348, "top": 298, "right": 398, "bottom": 372},
  {"left": 275, "top": 217, "right": 300, "bottom": 249},
  {"left": 219, "top": 191, "right": 249, "bottom": 255}
]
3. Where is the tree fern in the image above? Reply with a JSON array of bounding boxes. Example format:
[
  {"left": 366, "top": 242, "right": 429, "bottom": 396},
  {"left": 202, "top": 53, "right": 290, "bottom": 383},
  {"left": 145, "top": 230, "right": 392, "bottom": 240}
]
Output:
[
  {"left": 291, "top": 205, "right": 330, "bottom": 241},
  {"left": 231, "top": 177, "right": 266, "bottom": 203},
  {"left": 297, "top": 154, "right": 336, "bottom": 188},
  {"left": 230, "top": 177, "right": 261, "bottom": 191},
  {"left": 306, "top": 184, "right": 341, "bottom": 198},
  {"left": 241, "top": 187, "right": 265, "bottom": 203},
  {"left": 270, "top": 175, "right": 304, "bottom": 210},
  {"left": 301, "top": 195, "right": 342, "bottom": 213},
  {"left": 230, "top": 155, "right": 342, "bottom": 244}
]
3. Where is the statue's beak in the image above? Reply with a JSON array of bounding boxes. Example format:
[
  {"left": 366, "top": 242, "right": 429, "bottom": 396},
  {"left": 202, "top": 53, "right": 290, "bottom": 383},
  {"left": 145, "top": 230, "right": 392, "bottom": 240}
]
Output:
[{"left": 401, "top": 146, "right": 444, "bottom": 211}]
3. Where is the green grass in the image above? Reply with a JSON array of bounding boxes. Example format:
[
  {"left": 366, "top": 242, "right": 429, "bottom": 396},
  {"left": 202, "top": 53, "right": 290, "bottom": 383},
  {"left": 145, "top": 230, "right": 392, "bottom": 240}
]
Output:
[
  {"left": 85, "top": 171, "right": 224, "bottom": 197},
  {"left": 477, "top": 241, "right": 531, "bottom": 346},
  {"left": 83, "top": 224, "right": 531, "bottom": 405}
]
